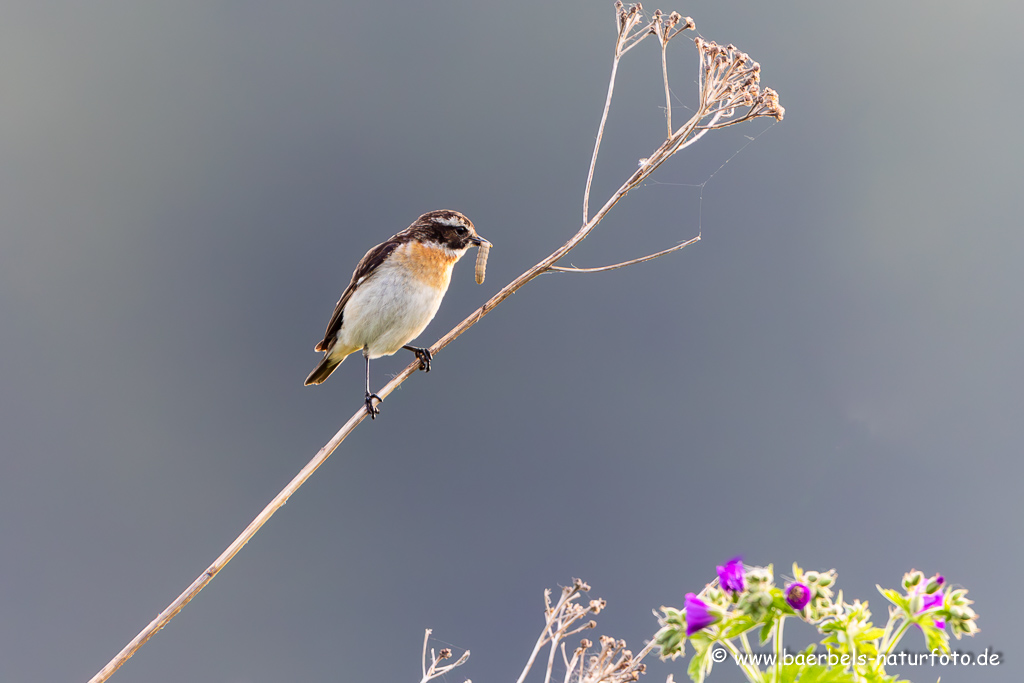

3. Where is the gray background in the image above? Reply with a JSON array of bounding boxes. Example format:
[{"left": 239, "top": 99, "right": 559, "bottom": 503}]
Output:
[{"left": 1, "top": 1, "right": 1019, "bottom": 682}]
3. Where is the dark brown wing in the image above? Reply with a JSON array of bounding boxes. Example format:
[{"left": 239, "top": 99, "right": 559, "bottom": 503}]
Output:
[{"left": 314, "top": 234, "right": 407, "bottom": 352}]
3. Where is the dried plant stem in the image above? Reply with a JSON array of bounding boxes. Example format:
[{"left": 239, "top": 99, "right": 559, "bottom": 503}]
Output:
[
  {"left": 662, "top": 44, "right": 672, "bottom": 137},
  {"left": 89, "top": 6, "right": 782, "bottom": 680},
  {"left": 583, "top": 47, "right": 621, "bottom": 224},
  {"left": 418, "top": 629, "right": 470, "bottom": 683},
  {"left": 87, "top": 407, "right": 370, "bottom": 683},
  {"left": 421, "top": 628, "right": 430, "bottom": 679},
  {"left": 544, "top": 623, "right": 560, "bottom": 683},
  {"left": 548, "top": 234, "right": 700, "bottom": 274},
  {"left": 516, "top": 587, "right": 581, "bottom": 683}
]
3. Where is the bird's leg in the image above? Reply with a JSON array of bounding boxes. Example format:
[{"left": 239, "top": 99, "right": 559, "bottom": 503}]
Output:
[
  {"left": 363, "top": 353, "right": 381, "bottom": 418},
  {"left": 403, "top": 345, "right": 432, "bottom": 372}
]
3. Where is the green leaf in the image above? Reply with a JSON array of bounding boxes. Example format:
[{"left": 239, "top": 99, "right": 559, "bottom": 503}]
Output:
[
  {"left": 775, "top": 662, "right": 803, "bottom": 683},
  {"left": 922, "top": 624, "right": 950, "bottom": 654},
  {"left": 858, "top": 627, "right": 886, "bottom": 642},
  {"left": 719, "top": 615, "right": 758, "bottom": 639},
  {"left": 772, "top": 592, "right": 798, "bottom": 615},
  {"left": 794, "top": 664, "right": 858, "bottom": 683},
  {"left": 690, "top": 632, "right": 712, "bottom": 653},
  {"left": 760, "top": 620, "right": 775, "bottom": 645},
  {"left": 686, "top": 648, "right": 704, "bottom": 683},
  {"left": 686, "top": 641, "right": 716, "bottom": 683},
  {"left": 876, "top": 587, "right": 909, "bottom": 613}
]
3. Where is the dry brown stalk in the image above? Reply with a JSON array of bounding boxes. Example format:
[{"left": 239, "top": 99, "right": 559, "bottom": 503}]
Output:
[
  {"left": 88, "top": 5, "right": 782, "bottom": 681},
  {"left": 513, "top": 579, "right": 656, "bottom": 683},
  {"left": 419, "top": 629, "right": 470, "bottom": 683}
]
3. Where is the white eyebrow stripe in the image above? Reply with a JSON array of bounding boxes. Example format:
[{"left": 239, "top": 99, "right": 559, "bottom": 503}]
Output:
[{"left": 433, "top": 215, "right": 468, "bottom": 228}]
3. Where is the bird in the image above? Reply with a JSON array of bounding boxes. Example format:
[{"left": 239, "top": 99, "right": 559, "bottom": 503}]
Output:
[{"left": 304, "top": 209, "right": 490, "bottom": 418}]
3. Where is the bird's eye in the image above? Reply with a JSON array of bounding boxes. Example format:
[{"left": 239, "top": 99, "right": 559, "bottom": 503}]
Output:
[{"left": 456, "top": 226, "right": 468, "bottom": 235}]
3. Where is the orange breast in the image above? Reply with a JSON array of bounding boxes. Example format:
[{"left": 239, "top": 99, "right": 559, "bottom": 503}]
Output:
[{"left": 396, "top": 240, "right": 458, "bottom": 290}]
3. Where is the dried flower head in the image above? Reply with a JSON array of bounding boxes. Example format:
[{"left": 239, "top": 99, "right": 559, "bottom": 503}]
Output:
[{"left": 694, "top": 37, "right": 784, "bottom": 123}]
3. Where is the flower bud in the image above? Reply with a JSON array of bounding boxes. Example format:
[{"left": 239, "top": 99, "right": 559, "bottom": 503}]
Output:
[
  {"left": 925, "top": 575, "right": 945, "bottom": 594},
  {"left": 785, "top": 582, "right": 811, "bottom": 610},
  {"left": 903, "top": 571, "right": 924, "bottom": 590},
  {"left": 684, "top": 593, "right": 721, "bottom": 636}
]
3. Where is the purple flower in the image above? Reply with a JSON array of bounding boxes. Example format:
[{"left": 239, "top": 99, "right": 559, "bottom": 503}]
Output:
[
  {"left": 716, "top": 557, "right": 745, "bottom": 593},
  {"left": 785, "top": 582, "right": 811, "bottom": 611},
  {"left": 685, "top": 593, "right": 719, "bottom": 636},
  {"left": 919, "top": 593, "right": 944, "bottom": 613},
  {"left": 934, "top": 618, "right": 946, "bottom": 629}
]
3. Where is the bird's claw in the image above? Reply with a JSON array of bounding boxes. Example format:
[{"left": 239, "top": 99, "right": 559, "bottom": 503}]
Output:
[
  {"left": 364, "top": 392, "right": 382, "bottom": 419},
  {"left": 411, "top": 347, "right": 432, "bottom": 372}
]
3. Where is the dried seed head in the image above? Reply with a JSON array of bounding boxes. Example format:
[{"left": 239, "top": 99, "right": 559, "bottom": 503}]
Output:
[
  {"left": 440, "top": 649, "right": 452, "bottom": 660},
  {"left": 573, "top": 578, "right": 592, "bottom": 592},
  {"left": 758, "top": 88, "right": 785, "bottom": 120}
]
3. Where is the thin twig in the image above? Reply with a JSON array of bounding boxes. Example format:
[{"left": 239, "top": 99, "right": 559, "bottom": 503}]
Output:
[
  {"left": 583, "top": 43, "right": 623, "bottom": 224},
  {"left": 516, "top": 585, "right": 583, "bottom": 683},
  {"left": 548, "top": 234, "right": 700, "bottom": 273},
  {"left": 544, "top": 620, "right": 561, "bottom": 683},
  {"left": 422, "top": 629, "right": 431, "bottom": 679},
  {"left": 662, "top": 43, "right": 672, "bottom": 137},
  {"left": 420, "top": 642, "right": 471, "bottom": 683}
]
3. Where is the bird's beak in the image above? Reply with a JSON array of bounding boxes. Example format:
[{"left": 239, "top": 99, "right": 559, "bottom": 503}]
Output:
[{"left": 471, "top": 235, "right": 492, "bottom": 247}]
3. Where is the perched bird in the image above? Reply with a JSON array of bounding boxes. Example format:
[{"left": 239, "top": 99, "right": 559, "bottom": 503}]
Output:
[{"left": 304, "top": 209, "right": 490, "bottom": 418}]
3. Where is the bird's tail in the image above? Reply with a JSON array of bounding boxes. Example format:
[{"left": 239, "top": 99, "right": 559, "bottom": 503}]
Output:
[{"left": 304, "top": 354, "right": 344, "bottom": 386}]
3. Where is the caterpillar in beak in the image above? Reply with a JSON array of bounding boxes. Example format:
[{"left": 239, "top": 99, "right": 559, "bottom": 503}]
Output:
[{"left": 475, "top": 242, "right": 490, "bottom": 285}]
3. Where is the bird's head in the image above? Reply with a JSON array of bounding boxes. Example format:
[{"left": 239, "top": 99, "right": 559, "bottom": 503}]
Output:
[{"left": 413, "top": 210, "right": 491, "bottom": 252}]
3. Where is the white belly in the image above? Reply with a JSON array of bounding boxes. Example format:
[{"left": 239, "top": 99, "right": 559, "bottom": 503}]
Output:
[{"left": 337, "top": 263, "right": 449, "bottom": 358}]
